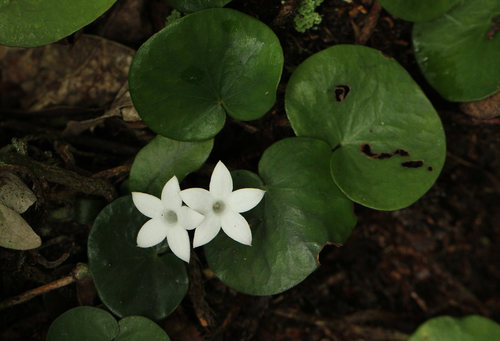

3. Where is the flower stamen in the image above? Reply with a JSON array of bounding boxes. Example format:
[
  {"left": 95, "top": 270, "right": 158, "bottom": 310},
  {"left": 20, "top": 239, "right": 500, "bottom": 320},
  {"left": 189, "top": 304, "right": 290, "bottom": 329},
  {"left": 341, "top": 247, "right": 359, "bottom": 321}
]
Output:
[
  {"left": 164, "top": 210, "right": 178, "bottom": 224},
  {"left": 212, "top": 201, "right": 226, "bottom": 214}
]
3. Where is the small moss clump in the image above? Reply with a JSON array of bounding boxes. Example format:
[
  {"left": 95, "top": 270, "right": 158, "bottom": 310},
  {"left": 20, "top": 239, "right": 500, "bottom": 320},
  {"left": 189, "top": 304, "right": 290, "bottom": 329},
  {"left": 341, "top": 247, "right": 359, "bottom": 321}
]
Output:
[
  {"left": 165, "top": 10, "right": 182, "bottom": 27},
  {"left": 294, "top": 0, "right": 324, "bottom": 33}
]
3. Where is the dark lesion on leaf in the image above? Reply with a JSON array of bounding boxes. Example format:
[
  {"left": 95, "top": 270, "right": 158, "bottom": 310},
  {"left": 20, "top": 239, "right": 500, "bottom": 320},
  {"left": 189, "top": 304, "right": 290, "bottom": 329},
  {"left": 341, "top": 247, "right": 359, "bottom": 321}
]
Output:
[
  {"left": 334, "top": 85, "right": 350, "bottom": 102},
  {"left": 427, "top": 166, "right": 434, "bottom": 172},
  {"left": 360, "top": 143, "right": 411, "bottom": 160},
  {"left": 401, "top": 160, "right": 424, "bottom": 168},
  {"left": 486, "top": 14, "right": 500, "bottom": 39}
]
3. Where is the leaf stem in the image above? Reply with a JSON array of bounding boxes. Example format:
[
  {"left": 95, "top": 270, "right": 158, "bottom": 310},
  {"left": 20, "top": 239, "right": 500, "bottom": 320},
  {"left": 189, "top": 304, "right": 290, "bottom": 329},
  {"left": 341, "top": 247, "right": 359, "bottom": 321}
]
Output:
[{"left": 0, "top": 263, "right": 91, "bottom": 311}]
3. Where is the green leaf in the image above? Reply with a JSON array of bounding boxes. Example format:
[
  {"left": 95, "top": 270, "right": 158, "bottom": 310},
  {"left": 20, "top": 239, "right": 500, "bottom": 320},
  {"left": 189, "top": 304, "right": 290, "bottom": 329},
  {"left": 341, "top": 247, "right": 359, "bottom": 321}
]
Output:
[
  {"left": 285, "top": 44, "right": 445, "bottom": 210},
  {"left": 46, "top": 306, "right": 118, "bottom": 341},
  {"left": 129, "top": 135, "right": 214, "bottom": 197},
  {"left": 413, "top": 0, "right": 500, "bottom": 102},
  {"left": 46, "top": 307, "right": 171, "bottom": 341},
  {"left": 205, "top": 137, "right": 357, "bottom": 295},
  {"left": 167, "top": 0, "right": 232, "bottom": 13},
  {"left": 408, "top": 315, "right": 500, "bottom": 341},
  {"left": 0, "top": 0, "right": 117, "bottom": 47},
  {"left": 377, "top": 0, "right": 460, "bottom": 22},
  {"left": 88, "top": 196, "right": 188, "bottom": 320},
  {"left": 129, "top": 8, "right": 283, "bottom": 141},
  {"left": 116, "top": 316, "right": 170, "bottom": 341}
]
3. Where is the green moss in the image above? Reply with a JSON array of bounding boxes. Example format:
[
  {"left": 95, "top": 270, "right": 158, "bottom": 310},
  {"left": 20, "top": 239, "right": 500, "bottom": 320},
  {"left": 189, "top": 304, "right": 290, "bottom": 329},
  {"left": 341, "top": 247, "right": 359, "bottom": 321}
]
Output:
[
  {"left": 165, "top": 10, "right": 182, "bottom": 27},
  {"left": 294, "top": 0, "right": 324, "bottom": 33}
]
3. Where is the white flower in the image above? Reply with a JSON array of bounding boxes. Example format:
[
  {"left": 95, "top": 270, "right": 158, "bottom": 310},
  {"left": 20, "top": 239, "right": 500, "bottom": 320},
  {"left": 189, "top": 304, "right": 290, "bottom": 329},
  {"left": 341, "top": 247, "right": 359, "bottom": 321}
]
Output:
[
  {"left": 132, "top": 176, "right": 204, "bottom": 263},
  {"left": 180, "top": 161, "right": 265, "bottom": 248}
]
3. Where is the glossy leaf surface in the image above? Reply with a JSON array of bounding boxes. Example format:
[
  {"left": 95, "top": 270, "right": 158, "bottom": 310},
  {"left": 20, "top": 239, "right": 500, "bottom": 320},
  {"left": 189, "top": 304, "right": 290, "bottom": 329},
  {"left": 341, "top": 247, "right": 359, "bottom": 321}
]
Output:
[
  {"left": 205, "top": 137, "right": 357, "bottom": 295},
  {"left": 47, "top": 307, "right": 170, "bottom": 341},
  {"left": 167, "top": 0, "right": 232, "bottom": 13},
  {"left": 0, "top": 0, "right": 117, "bottom": 47},
  {"left": 286, "top": 45, "right": 445, "bottom": 210},
  {"left": 88, "top": 197, "right": 188, "bottom": 320},
  {"left": 129, "top": 135, "right": 214, "bottom": 197},
  {"left": 46, "top": 306, "right": 118, "bottom": 341},
  {"left": 377, "top": 0, "right": 460, "bottom": 22},
  {"left": 408, "top": 315, "right": 500, "bottom": 341},
  {"left": 116, "top": 316, "right": 170, "bottom": 341},
  {"left": 129, "top": 8, "right": 283, "bottom": 141},
  {"left": 413, "top": 0, "right": 500, "bottom": 102}
]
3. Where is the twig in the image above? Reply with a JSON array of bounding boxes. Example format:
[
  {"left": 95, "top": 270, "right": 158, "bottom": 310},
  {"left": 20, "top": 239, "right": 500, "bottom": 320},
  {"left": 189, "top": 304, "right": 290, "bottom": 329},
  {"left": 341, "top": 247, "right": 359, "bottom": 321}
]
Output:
[
  {"left": 0, "top": 263, "right": 90, "bottom": 310},
  {"left": 0, "top": 153, "right": 118, "bottom": 201},
  {"left": 356, "top": 1, "right": 382, "bottom": 45}
]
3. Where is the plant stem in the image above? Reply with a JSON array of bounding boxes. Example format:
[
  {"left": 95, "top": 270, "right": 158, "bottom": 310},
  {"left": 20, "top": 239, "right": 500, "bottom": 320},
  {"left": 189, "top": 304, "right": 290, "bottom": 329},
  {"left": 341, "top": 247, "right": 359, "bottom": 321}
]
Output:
[{"left": 0, "top": 263, "right": 91, "bottom": 310}]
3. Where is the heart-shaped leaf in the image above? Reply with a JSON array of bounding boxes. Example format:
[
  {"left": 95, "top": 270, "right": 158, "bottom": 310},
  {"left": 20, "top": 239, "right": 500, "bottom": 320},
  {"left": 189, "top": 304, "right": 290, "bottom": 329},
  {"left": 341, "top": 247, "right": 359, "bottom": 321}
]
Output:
[
  {"left": 408, "top": 315, "right": 500, "bottom": 341},
  {"left": 205, "top": 137, "right": 357, "bottom": 295},
  {"left": 129, "top": 8, "right": 283, "bottom": 141},
  {"left": 377, "top": 0, "right": 460, "bottom": 22},
  {"left": 129, "top": 135, "right": 214, "bottom": 197},
  {"left": 0, "top": 0, "right": 117, "bottom": 47},
  {"left": 116, "top": 316, "right": 170, "bottom": 341},
  {"left": 46, "top": 306, "right": 170, "bottom": 341},
  {"left": 285, "top": 44, "right": 446, "bottom": 210},
  {"left": 88, "top": 196, "right": 188, "bottom": 320},
  {"left": 413, "top": 0, "right": 500, "bottom": 102},
  {"left": 167, "top": 0, "right": 232, "bottom": 13}
]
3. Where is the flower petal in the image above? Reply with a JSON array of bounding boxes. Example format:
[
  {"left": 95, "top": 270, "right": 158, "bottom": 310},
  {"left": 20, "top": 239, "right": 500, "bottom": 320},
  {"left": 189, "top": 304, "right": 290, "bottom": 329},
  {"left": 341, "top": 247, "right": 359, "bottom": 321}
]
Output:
[
  {"left": 209, "top": 161, "right": 233, "bottom": 199},
  {"left": 178, "top": 206, "right": 204, "bottom": 230},
  {"left": 136, "top": 219, "right": 168, "bottom": 248},
  {"left": 132, "top": 192, "right": 163, "bottom": 218},
  {"left": 220, "top": 210, "right": 252, "bottom": 246},
  {"left": 228, "top": 188, "right": 265, "bottom": 213},
  {"left": 165, "top": 225, "right": 191, "bottom": 263},
  {"left": 180, "top": 188, "right": 213, "bottom": 214},
  {"left": 192, "top": 213, "right": 221, "bottom": 248},
  {"left": 161, "top": 176, "right": 182, "bottom": 209}
]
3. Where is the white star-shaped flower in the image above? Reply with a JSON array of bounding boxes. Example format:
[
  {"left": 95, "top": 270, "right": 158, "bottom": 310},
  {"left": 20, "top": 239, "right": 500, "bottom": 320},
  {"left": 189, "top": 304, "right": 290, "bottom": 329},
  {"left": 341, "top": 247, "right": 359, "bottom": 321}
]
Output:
[
  {"left": 180, "top": 161, "right": 265, "bottom": 248},
  {"left": 132, "top": 176, "right": 204, "bottom": 263}
]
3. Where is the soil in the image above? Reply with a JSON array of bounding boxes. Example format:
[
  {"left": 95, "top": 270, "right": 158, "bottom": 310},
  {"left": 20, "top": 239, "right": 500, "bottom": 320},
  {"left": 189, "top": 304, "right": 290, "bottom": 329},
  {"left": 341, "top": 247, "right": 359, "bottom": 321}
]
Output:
[{"left": 1, "top": 0, "right": 499, "bottom": 340}]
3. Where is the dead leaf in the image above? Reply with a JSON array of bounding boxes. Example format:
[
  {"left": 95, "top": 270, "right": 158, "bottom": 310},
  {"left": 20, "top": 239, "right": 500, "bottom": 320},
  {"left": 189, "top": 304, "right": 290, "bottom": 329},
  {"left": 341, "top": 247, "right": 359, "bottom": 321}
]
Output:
[
  {"left": 0, "top": 203, "right": 41, "bottom": 250},
  {"left": 0, "top": 35, "right": 135, "bottom": 111},
  {"left": 63, "top": 82, "right": 141, "bottom": 135},
  {"left": 460, "top": 91, "right": 500, "bottom": 119},
  {"left": 0, "top": 172, "right": 37, "bottom": 214}
]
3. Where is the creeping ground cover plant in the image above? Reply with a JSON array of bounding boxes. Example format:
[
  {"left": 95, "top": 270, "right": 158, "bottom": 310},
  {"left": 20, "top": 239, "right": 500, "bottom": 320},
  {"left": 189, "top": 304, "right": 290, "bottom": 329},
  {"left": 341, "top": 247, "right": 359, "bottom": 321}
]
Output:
[
  {"left": 10, "top": 0, "right": 498, "bottom": 338},
  {"left": 88, "top": 6, "right": 447, "bottom": 320}
]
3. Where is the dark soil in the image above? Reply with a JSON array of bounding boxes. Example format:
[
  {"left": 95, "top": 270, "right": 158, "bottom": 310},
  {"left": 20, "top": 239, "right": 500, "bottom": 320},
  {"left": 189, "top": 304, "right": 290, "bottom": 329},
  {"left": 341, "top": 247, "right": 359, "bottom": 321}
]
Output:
[{"left": 1, "top": 0, "right": 499, "bottom": 340}]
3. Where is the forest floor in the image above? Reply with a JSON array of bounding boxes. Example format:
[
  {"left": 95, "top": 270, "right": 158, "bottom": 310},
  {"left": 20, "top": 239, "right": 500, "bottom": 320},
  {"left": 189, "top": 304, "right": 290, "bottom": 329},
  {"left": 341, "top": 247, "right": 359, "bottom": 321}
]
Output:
[{"left": 1, "top": 0, "right": 499, "bottom": 340}]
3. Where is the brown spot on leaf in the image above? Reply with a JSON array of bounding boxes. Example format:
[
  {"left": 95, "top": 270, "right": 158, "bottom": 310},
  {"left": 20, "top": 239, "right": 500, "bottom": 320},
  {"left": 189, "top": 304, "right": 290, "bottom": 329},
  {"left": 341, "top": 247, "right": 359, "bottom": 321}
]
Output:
[
  {"left": 486, "top": 14, "right": 500, "bottom": 39},
  {"left": 361, "top": 143, "right": 411, "bottom": 160},
  {"left": 334, "top": 85, "right": 350, "bottom": 102},
  {"left": 402, "top": 161, "right": 424, "bottom": 168}
]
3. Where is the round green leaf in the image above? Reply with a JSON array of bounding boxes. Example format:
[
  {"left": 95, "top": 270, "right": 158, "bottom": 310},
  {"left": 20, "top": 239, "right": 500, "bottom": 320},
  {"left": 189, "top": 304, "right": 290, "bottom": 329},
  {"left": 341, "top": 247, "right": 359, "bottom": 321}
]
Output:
[
  {"left": 167, "top": 0, "right": 232, "bottom": 13},
  {"left": 129, "top": 8, "right": 283, "bottom": 141},
  {"left": 377, "top": 0, "right": 460, "bottom": 22},
  {"left": 47, "top": 307, "right": 171, "bottom": 341},
  {"left": 47, "top": 306, "right": 118, "bottom": 341},
  {"left": 408, "top": 315, "right": 500, "bottom": 341},
  {"left": 88, "top": 196, "right": 188, "bottom": 320},
  {"left": 0, "top": 0, "right": 117, "bottom": 47},
  {"left": 285, "top": 44, "right": 445, "bottom": 210},
  {"left": 116, "top": 316, "right": 170, "bottom": 341},
  {"left": 205, "top": 137, "right": 357, "bottom": 295},
  {"left": 413, "top": 0, "right": 500, "bottom": 102},
  {"left": 129, "top": 135, "right": 214, "bottom": 197}
]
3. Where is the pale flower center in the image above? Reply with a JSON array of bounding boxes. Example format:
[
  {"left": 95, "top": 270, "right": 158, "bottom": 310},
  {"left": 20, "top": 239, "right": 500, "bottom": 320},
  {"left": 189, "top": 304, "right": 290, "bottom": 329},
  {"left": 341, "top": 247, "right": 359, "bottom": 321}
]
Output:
[
  {"left": 163, "top": 210, "right": 178, "bottom": 225},
  {"left": 212, "top": 201, "right": 226, "bottom": 215}
]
